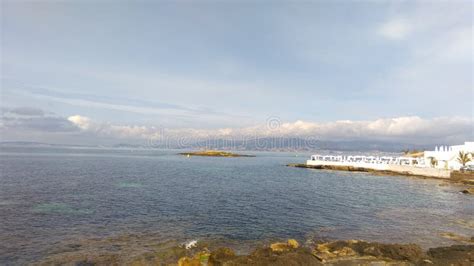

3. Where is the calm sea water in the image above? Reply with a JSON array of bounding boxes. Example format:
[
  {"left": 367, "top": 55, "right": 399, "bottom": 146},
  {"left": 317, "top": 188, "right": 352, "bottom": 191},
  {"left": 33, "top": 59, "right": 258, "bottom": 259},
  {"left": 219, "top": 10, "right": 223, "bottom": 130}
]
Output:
[{"left": 1, "top": 146, "right": 473, "bottom": 264}]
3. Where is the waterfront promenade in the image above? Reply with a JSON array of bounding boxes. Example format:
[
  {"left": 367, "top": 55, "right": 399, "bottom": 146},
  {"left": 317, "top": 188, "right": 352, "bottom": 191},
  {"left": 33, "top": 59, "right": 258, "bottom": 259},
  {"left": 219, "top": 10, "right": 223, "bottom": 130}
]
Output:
[
  {"left": 306, "top": 155, "right": 452, "bottom": 178},
  {"left": 305, "top": 142, "right": 474, "bottom": 179}
]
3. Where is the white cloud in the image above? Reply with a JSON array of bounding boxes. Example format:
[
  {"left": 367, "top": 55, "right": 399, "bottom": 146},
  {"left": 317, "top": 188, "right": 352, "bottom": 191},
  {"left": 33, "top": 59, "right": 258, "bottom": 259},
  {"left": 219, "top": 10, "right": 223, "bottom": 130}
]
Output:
[
  {"left": 1, "top": 110, "right": 78, "bottom": 132},
  {"left": 377, "top": 18, "right": 410, "bottom": 40},
  {"left": 67, "top": 115, "right": 473, "bottom": 144},
  {"left": 67, "top": 115, "right": 91, "bottom": 130},
  {"left": 68, "top": 115, "right": 162, "bottom": 139}
]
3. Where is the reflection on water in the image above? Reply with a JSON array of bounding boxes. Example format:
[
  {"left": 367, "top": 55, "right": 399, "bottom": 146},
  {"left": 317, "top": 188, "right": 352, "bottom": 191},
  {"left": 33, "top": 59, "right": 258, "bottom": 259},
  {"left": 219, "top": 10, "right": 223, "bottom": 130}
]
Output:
[{"left": 0, "top": 146, "right": 473, "bottom": 264}]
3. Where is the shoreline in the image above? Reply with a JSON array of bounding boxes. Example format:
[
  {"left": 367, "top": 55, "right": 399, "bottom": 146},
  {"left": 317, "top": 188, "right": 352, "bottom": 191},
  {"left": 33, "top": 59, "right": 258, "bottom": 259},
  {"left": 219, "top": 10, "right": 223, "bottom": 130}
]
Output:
[
  {"left": 36, "top": 237, "right": 474, "bottom": 265},
  {"left": 287, "top": 163, "right": 474, "bottom": 193}
]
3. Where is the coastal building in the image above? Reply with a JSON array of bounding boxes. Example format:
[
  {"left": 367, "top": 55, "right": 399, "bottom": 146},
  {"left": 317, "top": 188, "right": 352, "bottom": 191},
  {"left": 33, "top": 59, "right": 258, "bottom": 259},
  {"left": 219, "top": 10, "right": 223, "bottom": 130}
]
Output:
[
  {"left": 423, "top": 142, "right": 474, "bottom": 170},
  {"left": 307, "top": 142, "right": 474, "bottom": 177}
]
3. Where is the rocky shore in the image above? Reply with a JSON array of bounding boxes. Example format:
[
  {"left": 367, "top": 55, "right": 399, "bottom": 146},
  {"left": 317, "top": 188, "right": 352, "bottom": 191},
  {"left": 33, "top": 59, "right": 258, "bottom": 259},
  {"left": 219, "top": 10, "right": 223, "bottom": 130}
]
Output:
[
  {"left": 36, "top": 238, "right": 473, "bottom": 265},
  {"left": 287, "top": 163, "right": 440, "bottom": 179},
  {"left": 177, "top": 239, "right": 473, "bottom": 266},
  {"left": 287, "top": 163, "right": 474, "bottom": 195}
]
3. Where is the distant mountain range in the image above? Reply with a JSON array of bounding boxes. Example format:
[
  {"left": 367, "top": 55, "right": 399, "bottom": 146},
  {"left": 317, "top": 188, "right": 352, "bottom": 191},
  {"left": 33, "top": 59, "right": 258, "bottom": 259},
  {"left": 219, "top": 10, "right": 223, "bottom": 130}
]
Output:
[{"left": 1, "top": 138, "right": 434, "bottom": 153}]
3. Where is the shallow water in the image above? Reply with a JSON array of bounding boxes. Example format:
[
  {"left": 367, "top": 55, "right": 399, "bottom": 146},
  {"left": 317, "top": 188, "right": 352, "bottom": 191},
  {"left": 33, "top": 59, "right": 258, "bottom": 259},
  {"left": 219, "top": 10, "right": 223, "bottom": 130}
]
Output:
[{"left": 0, "top": 146, "right": 473, "bottom": 264}]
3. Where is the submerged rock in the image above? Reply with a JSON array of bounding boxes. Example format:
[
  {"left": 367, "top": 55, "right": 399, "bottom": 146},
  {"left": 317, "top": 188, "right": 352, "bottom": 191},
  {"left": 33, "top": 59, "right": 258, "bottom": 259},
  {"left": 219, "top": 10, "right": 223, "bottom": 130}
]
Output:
[
  {"left": 453, "top": 219, "right": 474, "bottom": 229},
  {"left": 440, "top": 232, "right": 474, "bottom": 243},
  {"left": 460, "top": 188, "right": 474, "bottom": 194}
]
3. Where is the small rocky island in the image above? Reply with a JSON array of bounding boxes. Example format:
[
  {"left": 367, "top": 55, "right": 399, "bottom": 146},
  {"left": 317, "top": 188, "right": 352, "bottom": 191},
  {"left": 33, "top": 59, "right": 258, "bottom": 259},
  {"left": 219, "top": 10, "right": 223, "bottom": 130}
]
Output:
[{"left": 179, "top": 150, "right": 256, "bottom": 157}]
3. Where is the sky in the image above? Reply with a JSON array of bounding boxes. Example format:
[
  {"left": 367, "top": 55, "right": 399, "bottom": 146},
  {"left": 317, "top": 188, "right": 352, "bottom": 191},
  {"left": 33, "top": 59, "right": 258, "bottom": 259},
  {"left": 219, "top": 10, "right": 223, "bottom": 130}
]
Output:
[{"left": 1, "top": 0, "right": 473, "bottom": 146}]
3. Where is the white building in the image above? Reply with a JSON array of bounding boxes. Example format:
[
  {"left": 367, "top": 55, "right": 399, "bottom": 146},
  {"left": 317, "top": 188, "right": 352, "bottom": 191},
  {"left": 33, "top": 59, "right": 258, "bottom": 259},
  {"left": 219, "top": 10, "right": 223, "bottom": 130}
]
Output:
[
  {"left": 307, "top": 154, "right": 423, "bottom": 170},
  {"left": 423, "top": 141, "right": 474, "bottom": 170},
  {"left": 307, "top": 142, "right": 473, "bottom": 176}
]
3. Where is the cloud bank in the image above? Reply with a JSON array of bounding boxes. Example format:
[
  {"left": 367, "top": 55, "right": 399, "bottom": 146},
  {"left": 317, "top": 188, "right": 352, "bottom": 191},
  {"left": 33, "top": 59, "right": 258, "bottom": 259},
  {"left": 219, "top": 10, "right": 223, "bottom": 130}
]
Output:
[
  {"left": 61, "top": 114, "right": 473, "bottom": 145},
  {"left": 1, "top": 106, "right": 472, "bottom": 146}
]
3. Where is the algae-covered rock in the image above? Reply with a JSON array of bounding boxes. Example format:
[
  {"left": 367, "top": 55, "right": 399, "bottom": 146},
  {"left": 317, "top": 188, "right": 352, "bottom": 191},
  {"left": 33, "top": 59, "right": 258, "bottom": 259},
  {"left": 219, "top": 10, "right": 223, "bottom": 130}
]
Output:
[
  {"left": 287, "top": 239, "right": 299, "bottom": 249},
  {"left": 228, "top": 246, "right": 322, "bottom": 266},
  {"left": 196, "top": 251, "right": 210, "bottom": 264},
  {"left": 313, "top": 240, "right": 425, "bottom": 263},
  {"left": 427, "top": 245, "right": 474, "bottom": 265},
  {"left": 178, "top": 256, "right": 201, "bottom": 266},
  {"left": 462, "top": 179, "right": 474, "bottom": 185},
  {"left": 333, "top": 246, "right": 356, "bottom": 257},
  {"left": 270, "top": 242, "right": 290, "bottom": 252},
  {"left": 270, "top": 239, "right": 300, "bottom": 252},
  {"left": 178, "top": 250, "right": 210, "bottom": 266},
  {"left": 208, "top": 247, "right": 236, "bottom": 265}
]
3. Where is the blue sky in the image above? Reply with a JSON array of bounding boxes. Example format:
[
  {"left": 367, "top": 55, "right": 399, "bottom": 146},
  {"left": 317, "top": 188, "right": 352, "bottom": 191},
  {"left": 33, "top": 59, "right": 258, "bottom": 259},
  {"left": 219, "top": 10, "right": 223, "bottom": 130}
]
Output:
[{"left": 1, "top": 1, "right": 473, "bottom": 144}]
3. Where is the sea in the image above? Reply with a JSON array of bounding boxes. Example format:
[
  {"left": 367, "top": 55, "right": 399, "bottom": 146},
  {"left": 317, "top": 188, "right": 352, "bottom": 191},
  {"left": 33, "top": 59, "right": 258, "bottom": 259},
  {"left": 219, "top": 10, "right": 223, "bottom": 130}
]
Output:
[{"left": 0, "top": 145, "right": 473, "bottom": 264}]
